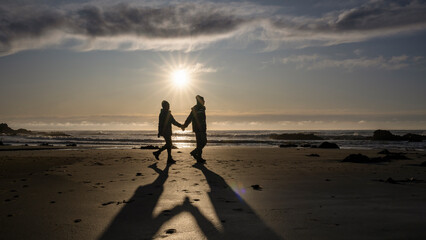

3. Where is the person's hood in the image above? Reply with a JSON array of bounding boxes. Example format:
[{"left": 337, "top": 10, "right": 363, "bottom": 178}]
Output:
[{"left": 192, "top": 104, "right": 206, "bottom": 110}]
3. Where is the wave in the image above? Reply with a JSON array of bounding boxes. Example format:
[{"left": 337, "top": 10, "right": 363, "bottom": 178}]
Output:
[{"left": 2, "top": 130, "right": 425, "bottom": 150}]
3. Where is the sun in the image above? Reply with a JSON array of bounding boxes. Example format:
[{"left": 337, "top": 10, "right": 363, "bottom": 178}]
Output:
[{"left": 171, "top": 68, "right": 190, "bottom": 88}]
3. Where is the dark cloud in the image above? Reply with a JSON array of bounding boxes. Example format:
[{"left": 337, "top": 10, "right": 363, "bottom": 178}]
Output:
[
  {"left": 335, "top": 0, "right": 426, "bottom": 31},
  {"left": 1, "top": 0, "right": 426, "bottom": 55},
  {"left": 272, "top": 0, "right": 426, "bottom": 34},
  {"left": 0, "top": 3, "right": 249, "bottom": 53},
  {"left": 69, "top": 4, "right": 247, "bottom": 37}
]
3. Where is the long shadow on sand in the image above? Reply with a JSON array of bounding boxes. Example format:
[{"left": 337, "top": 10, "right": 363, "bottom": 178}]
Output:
[
  {"left": 98, "top": 163, "right": 176, "bottom": 240},
  {"left": 189, "top": 163, "right": 282, "bottom": 239},
  {"left": 99, "top": 162, "right": 282, "bottom": 240}
]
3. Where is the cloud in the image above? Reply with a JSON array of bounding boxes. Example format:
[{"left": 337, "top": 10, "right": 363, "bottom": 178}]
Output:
[
  {"left": 267, "top": 0, "right": 426, "bottom": 47},
  {"left": 280, "top": 54, "right": 422, "bottom": 70},
  {"left": 188, "top": 63, "right": 217, "bottom": 73},
  {"left": 1, "top": 0, "right": 426, "bottom": 55},
  {"left": 0, "top": 2, "right": 257, "bottom": 55}
]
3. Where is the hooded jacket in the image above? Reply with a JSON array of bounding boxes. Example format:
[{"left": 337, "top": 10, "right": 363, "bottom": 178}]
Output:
[
  {"left": 158, "top": 109, "right": 181, "bottom": 136},
  {"left": 184, "top": 104, "right": 206, "bottom": 133}
]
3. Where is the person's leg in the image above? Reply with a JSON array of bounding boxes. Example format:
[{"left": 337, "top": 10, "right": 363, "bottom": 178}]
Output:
[
  {"left": 197, "top": 132, "right": 207, "bottom": 158},
  {"left": 153, "top": 135, "right": 169, "bottom": 160},
  {"left": 164, "top": 135, "right": 172, "bottom": 160},
  {"left": 190, "top": 133, "right": 199, "bottom": 158}
]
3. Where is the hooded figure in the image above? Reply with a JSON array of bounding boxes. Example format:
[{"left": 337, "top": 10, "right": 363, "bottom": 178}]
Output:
[
  {"left": 153, "top": 100, "right": 183, "bottom": 164},
  {"left": 183, "top": 95, "right": 207, "bottom": 163}
]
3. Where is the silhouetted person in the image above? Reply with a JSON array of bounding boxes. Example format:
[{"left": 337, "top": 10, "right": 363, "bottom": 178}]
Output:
[
  {"left": 153, "top": 100, "right": 183, "bottom": 164},
  {"left": 183, "top": 95, "right": 207, "bottom": 163}
]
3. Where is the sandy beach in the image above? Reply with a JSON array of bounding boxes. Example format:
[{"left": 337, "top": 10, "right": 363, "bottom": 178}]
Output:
[{"left": 0, "top": 146, "right": 425, "bottom": 240}]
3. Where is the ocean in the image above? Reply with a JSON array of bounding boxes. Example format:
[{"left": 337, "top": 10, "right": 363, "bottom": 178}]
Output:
[{"left": 1, "top": 130, "right": 425, "bottom": 150}]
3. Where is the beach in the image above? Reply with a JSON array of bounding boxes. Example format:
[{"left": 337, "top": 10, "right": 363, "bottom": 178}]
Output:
[{"left": 1, "top": 146, "right": 425, "bottom": 240}]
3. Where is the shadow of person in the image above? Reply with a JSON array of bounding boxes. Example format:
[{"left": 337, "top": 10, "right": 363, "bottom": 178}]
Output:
[
  {"left": 189, "top": 163, "right": 283, "bottom": 239},
  {"left": 99, "top": 163, "right": 180, "bottom": 240},
  {"left": 99, "top": 162, "right": 282, "bottom": 240}
]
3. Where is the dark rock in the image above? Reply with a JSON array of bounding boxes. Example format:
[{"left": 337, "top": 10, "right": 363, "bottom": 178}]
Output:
[
  {"left": 342, "top": 154, "right": 371, "bottom": 163},
  {"left": 342, "top": 154, "right": 389, "bottom": 163},
  {"left": 306, "top": 154, "right": 320, "bottom": 157},
  {"left": 318, "top": 142, "right": 340, "bottom": 149},
  {"left": 1, "top": 123, "right": 32, "bottom": 135},
  {"left": 301, "top": 144, "right": 312, "bottom": 148},
  {"left": 66, "top": 143, "right": 77, "bottom": 147},
  {"left": 136, "top": 173, "right": 142, "bottom": 176},
  {"left": 270, "top": 133, "right": 323, "bottom": 140},
  {"left": 279, "top": 143, "right": 298, "bottom": 148},
  {"left": 74, "top": 219, "right": 82, "bottom": 223},
  {"left": 378, "top": 149, "right": 390, "bottom": 154},
  {"left": 382, "top": 153, "right": 408, "bottom": 161},
  {"left": 421, "top": 161, "right": 426, "bottom": 167},
  {"left": 15, "top": 128, "right": 32, "bottom": 134},
  {"left": 372, "top": 130, "right": 402, "bottom": 141},
  {"left": 251, "top": 184, "right": 263, "bottom": 190},
  {"left": 39, "top": 143, "right": 51, "bottom": 146},
  {"left": 102, "top": 201, "right": 115, "bottom": 206},
  {"left": 385, "top": 177, "right": 397, "bottom": 184},
  {"left": 46, "top": 132, "right": 70, "bottom": 137},
  {"left": 0, "top": 139, "right": 3, "bottom": 146},
  {"left": 140, "top": 145, "right": 159, "bottom": 150},
  {"left": 403, "top": 133, "right": 424, "bottom": 142}
]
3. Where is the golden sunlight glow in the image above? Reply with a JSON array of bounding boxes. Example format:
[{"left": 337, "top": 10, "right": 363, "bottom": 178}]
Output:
[{"left": 171, "top": 68, "right": 190, "bottom": 88}]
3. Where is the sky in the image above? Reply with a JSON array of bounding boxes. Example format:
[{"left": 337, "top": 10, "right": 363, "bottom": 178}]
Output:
[{"left": 1, "top": 0, "right": 426, "bottom": 130}]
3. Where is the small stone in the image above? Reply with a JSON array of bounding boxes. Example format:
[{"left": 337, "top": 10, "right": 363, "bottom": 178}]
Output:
[
  {"left": 165, "top": 229, "right": 176, "bottom": 234},
  {"left": 251, "top": 184, "right": 263, "bottom": 190},
  {"left": 136, "top": 173, "right": 142, "bottom": 176},
  {"left": 307, "top": 154, "right": 320, "bottom": 157},
  {"left": 74, "top": 219, "right": 82, "bottom": 223},
  {"left": 102, "top": 201, "right": 115, "bottom": 206},
  {"left": 385, "top": 177, "right": 398, "bottom": 184}
]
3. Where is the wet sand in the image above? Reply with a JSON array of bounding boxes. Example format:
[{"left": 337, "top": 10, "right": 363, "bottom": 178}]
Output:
[{"left": 0, "top": 146, "right": 425, "bottom": 239}]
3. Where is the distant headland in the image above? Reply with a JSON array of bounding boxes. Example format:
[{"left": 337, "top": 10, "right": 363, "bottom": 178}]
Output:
[{"left": 0, "top": 123, "right": 69, "bottom": 137}]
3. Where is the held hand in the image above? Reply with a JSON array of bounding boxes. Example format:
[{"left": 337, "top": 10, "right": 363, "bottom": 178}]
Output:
[{"left": 181, "top": 127, "right": 185, "bottom": 131}]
